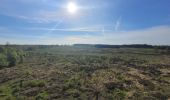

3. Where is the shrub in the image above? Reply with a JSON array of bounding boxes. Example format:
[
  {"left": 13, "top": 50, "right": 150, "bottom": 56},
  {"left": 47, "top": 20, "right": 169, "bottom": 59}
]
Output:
[
  {"left": 0, "top": 47, "right": 25, "bottom": 68},
  {"left": 36, "top": 91, "right": 49, "bottom": 100},
  {"left": 0, "top": 54, "right": 9, "bottom": 67},
  {"left": 23, "top": 80, "right": 46, "bottom": 88}
]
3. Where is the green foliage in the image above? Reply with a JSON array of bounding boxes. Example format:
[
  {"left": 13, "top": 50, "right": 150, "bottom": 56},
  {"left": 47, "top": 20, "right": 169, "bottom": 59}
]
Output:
[
  {"left": 103, "top": 89, "right": 127, "bottom": 100},
  {"left": 0, "top": 53, "right": 9, "bottom": 67},
  {"left": 0, "top": 85, "right": 16, "bottom": 100},
  {"left": 0, "top": 47, "right": 25, "bottom": 68},
  {"left": 36, "top": 91, "right": 49, "bottom": 100},
  {"left": 64, "top": 75, "right": 82, "bottom": 90},
  {"left": 7, "top": 51, "right": 18, "bottom": 66},
  {"left": 113, "top": 89, "right": 127, "bottom": 100},
  {"left": 23, "top": 80, "right": 46, "bottom": 88}
]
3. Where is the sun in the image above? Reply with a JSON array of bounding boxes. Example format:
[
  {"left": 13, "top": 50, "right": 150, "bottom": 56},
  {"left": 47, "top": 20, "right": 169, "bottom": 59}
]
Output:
[{"left": 67, "top": 2, "right": 78, "bottom": 14}]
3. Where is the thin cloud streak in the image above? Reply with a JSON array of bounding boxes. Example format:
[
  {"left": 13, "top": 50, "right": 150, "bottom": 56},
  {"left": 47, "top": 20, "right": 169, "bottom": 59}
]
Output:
[
  {"left": 25, "top": 25, "right": 170, "bottom": 45},
  {"left": 115, "top": 17, "right": 121, "bottom": 31},
  {"left": 25, "top": 27, "right": 113, "bottom": 32}
]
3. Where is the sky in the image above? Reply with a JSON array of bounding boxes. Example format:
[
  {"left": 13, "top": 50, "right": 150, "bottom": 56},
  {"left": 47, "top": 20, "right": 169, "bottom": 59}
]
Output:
[{"left": 0, "top": 0, "right": 170, "bottom": 45}]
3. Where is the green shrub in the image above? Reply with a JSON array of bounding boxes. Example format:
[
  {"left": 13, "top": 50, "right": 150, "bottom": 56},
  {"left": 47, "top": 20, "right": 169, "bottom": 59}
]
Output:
[
  {"left": 0, "top": 85, "right": 16, "bottom": 100},
  {"left": 0, "top": 47, "right": 25, "bottom": 68},
  {"left": 36, "top": 91, "right": 49, "bottom": 100},
  {"left": 23, "top": 80, "right": 46, "bottom": 88},
  {"left": 103, "top": 86, "right": 127, "bottom": 100},
  {"left": 64, "top": 75, "right": 82, "bottom": 90},
  {"left": 0, "top": 54, "right": 9, "bottom": 67},
  {"left": 7, "top": 51, "right": 18, "bottom": 67}
]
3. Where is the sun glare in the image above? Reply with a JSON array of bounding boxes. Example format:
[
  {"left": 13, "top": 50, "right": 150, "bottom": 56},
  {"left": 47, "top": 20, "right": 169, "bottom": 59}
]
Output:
[{"left": 67, "top": 2, "right": 78, "bottom": 14}]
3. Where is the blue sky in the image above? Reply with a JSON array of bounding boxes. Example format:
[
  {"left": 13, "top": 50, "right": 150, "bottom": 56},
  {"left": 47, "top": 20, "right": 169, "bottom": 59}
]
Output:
[{"left": 0, "top": 0, "right": 170, "bottom": 45}]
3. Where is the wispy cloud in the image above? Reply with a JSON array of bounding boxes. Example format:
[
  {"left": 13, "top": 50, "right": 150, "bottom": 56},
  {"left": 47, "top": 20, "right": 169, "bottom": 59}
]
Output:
[
  {"left": 32, "top": 25, "right": 170, "bottom": 45},
  {"left": 1, "top": 25, "right": 170, "bottom": 45},
  {"left": 16, "top": 0, "right": 48, "bottom": 3},
  {"left": 115, "top": 17, "right": 121, "bottom": 31},
  {"left": 26, "top": 27, "right": 109, "bottom": 32},
  {"left": 0, "top": 0, "right": 66, "bottom": 23},
  {"left": 1, "top": 11, "right": 64, "bottom": 23},
  {"left": 0, "top": 26, "right": 42, "bottom": 40},
  {"left": 24, "top": 24, "right": 115, "bottom": 33},
  {"left": 0, "top": 0, "right": 103, "bottom": 23}
]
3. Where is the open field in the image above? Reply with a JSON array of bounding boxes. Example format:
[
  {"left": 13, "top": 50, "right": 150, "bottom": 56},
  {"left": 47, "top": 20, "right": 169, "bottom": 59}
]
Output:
[{"left": 0, "top": 45, "right": 170, "bottom": 100}]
